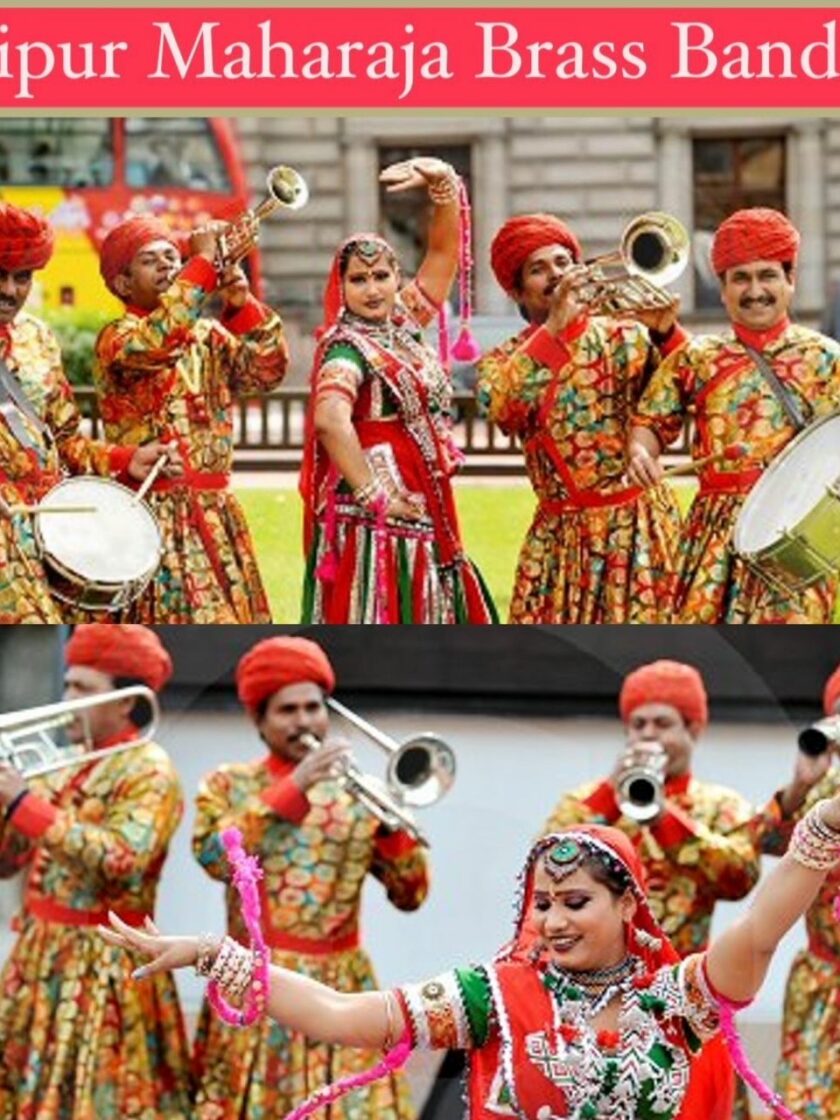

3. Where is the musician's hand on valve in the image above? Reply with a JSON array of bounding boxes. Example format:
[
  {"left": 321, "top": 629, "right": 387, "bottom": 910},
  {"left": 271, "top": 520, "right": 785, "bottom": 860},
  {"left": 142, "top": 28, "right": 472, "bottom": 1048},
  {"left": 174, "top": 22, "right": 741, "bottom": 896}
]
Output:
[
  {"left": 545, "top": 266, "right": 587, "bottom": 337},
  {"left": 291, "top": 737, "right": 352, "bottom": 792},
  {"left": 0, "top": 763, "right": 26, "bottom": 807},
  {"left": 189, "top": 225, "right": 220, "bottom": 264},
  {"left": 780, "top": 748, "right": 834, "bottom": 816},
  {"left": 631, "top": 295, "right": 681, "bottom": 337},
  {"left": 218, "top": 265, "right": 250, "bottom": 310}
]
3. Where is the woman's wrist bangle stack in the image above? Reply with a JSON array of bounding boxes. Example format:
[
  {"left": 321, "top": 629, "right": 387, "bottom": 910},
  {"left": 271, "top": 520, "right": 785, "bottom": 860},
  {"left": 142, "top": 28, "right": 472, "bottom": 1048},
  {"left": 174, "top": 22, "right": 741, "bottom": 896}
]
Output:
[
  {"left": 427, "top": 173, "right": 459, "bottom": 206},
  {"left": 790, "top": 799, "right": 840, "bottom": 870},
  {"left": 208, "top": 935, "right": 256, "bottom": 999},
  {"left": 353, "top": 479, "right": 385, "bottom": 509}
]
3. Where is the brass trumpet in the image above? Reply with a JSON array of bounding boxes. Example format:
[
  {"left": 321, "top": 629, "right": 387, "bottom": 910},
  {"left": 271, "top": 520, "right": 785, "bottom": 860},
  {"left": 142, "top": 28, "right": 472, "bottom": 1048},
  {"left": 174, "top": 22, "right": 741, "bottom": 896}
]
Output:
[
  {"left": 615, "top": 745, "right": 667, "bottom": 823},
  {"left": 0, "top": 687, "right": 157, "bottom": 779},
  {"left": 300, "top": 697, "right": 457, "bottom": 847},
  {"left": 577, "top": 211, "right": 690, "bottom": 315},
  {"left": 798, "top": 715, "right": 840, "bottom": 756},
  {"left": 216, "top": 164, "right": 309, "bottom": 270}
]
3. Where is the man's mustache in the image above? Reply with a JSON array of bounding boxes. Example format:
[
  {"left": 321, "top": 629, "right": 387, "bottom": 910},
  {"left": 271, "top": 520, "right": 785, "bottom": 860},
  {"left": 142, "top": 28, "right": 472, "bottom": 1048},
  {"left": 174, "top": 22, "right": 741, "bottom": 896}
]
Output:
[{"left": 740, "top": 294, "right": 776, "bottom": 308}]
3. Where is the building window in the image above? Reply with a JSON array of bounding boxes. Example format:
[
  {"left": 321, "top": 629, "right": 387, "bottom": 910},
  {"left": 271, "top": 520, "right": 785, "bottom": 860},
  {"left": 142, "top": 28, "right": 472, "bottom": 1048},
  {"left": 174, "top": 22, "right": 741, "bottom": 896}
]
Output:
[
  {"left": 376, "top": 143, "right": 472, "bottom": 275},
  {"left": 692, "top": 135, "right": 786, "bottom": 308}
]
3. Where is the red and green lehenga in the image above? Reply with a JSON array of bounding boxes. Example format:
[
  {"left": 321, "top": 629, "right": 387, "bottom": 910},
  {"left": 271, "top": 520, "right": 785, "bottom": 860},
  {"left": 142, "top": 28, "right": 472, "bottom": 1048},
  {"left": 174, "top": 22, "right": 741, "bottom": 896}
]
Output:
[
  {"left": 300, "top": 278, "right": 496, "bottom": 624},
  {"left": 634, "top": 317, "right": 840, "bottom": 623}
]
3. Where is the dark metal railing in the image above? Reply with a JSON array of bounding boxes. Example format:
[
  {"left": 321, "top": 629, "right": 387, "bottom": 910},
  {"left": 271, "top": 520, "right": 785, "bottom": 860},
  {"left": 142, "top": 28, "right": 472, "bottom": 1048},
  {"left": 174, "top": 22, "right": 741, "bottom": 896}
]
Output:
[{"left": 74, "top": 386, "right": 689, "bottom": 475}]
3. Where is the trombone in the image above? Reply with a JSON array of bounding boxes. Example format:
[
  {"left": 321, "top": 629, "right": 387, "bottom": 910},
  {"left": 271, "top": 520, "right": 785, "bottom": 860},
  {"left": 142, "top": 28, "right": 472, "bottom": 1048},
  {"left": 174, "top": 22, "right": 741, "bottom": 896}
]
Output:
[
  {"left": 577, "top": 211, "right": 690, "bottom": 315},
  {"left": 300, "top": 696, "right": 456, "bottom": 847},
  {"left": 0, "top": 687, "right": 157, "bottom": 779}
]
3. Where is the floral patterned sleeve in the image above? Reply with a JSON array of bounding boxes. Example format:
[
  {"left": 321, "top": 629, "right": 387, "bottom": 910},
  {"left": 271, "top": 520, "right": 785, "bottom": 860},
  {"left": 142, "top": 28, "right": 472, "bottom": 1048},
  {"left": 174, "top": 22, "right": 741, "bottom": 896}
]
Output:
[
  {"left": 0, "top": 819, "right": 36, "bottom": 878},
  {"left": 369, "top": 829, "right": 429, "bottom": 912},
  {"left": 207, "top": 297, "right": 289, "bottom": 394},
  {"left": 7, "top": 745, "right": 182, "bottom": 884},
  {"left": 397, "top": 965, "right": 493, "bottom": 1049},
  {"left": 632, "top": 341, "right": 695, "bottom": 448},
  {"left": 650, "top": 953, "right": 721, "bottom": 1046},
  {"left": 475, "top": 329, "right": 556, "bottom": 435}
]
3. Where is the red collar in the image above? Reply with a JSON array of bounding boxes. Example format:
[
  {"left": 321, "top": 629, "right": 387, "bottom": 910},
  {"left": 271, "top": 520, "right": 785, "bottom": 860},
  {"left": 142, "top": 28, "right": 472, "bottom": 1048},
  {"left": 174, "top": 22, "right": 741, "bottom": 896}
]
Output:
[
  {"left": 92, "top": 726, "right": 140, "bottom": 751},
  {"left": 265, "top": 753, "right": 295, "bottom": 779},
  {"left": 125, "top": 303, "right": 152, "bottom": 319},
  {"left": 733, "top": 317, "right": 790, "bottom": 351},
  {"left": 664, "top": 772, "right": 692, "bottom": 796}
]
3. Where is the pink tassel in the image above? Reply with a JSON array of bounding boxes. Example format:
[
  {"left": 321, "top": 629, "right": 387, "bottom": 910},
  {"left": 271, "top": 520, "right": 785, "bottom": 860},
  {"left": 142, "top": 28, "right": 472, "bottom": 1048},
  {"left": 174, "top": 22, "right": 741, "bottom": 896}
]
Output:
[
  {"left": 833, "top": 893, "right": 840, "bottom": 921},
  {"left": 207, "top": 828, "right": 270, "bottom": 1028},
  {"left": 451, "top": 323, "right": 482, "bottom": 362},
  {"left": 283, "top": 1030, "right": 412, "bottom": 1120},
  {"left": 718, "top": 997, "right": 801, "bottom": 1120},
  {"left": 451, "top": 177, "right": 481, "bottom": 364},
  {"left": 372, "top": 493, "right": 391, "bottom": 625}
]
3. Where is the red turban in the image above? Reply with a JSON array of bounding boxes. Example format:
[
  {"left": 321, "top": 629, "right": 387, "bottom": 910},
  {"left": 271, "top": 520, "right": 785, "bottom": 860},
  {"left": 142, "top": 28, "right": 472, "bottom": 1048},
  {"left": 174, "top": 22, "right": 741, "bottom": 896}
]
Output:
[
  {"left": 65, "top": 624, "right": 173, "bottom": 692},
  {"left": 236, "top": 637, "right": 336, "bottom": 715},
  {"left": 619, "top": 660, "right": 708, "bottom": 729},
  {"left": 823, "top": 665, "right": 840, "bottom": 716},
  {"left": 0, "top": 201, "right": 55, "bottom": 272},
  {"left": 710, "top": 208, "right": 800, "bottom": 276},
  {"left": 490, "top": 214, "right": 583, "bottom": 295},
  {"left": 99, "top": 216, "right": 180, "bottom": 296}
]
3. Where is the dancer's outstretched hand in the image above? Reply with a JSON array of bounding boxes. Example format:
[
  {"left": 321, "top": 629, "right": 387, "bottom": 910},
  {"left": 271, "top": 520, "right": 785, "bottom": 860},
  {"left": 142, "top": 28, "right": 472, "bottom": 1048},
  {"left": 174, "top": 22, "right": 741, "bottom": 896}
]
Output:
[{"left": 99, "top": 911, "right": 201, "bottom": 978}]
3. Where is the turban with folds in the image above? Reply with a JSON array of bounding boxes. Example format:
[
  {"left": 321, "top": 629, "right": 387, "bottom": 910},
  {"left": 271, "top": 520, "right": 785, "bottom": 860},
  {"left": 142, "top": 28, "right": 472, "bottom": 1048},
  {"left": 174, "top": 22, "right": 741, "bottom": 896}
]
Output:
[
  {"left": 0, "top": 202, "right": 55, "bottom": 272},
  {"left": 619, "top": 659, "right": 708, "bottom": 730},
  {"left": 65, "top": 624, "right": 173, "bottom": 692},
  {"left": 236, "top": 637, "right": 336, "bottom": 715},
  {"left": 710, "top": 208, "right": 800, "bottom": 276},
  {"left": 99, "top": 216, "right": 181, "bottom": 296},
  {"left": 490, "top": 214, "right": 583, "bottom": 295},
  {"left": 823, "top": 665, "right": 840, "bottom": 716}
]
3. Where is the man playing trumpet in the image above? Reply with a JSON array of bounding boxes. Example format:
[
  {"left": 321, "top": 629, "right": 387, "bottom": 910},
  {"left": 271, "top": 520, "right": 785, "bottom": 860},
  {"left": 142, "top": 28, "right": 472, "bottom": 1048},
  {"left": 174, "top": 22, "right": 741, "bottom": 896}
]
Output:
[
  {"left": 0, "top": 200, "right": 177, "bottom": 623},
  {"left": 542, "top": 659, "right": 759, "bottom": 1120},
  {"left": 476, "top": 214, "right": 689, "bottom": 624},
  {"left": 628, "top": 207, "right": 840, "bottom": 623},
  {"left": 191, "top": 635, "right": 429, "bottom": 1120},
  {"left": 94, "top": 212, "right": 289, "bottom": 623},
  {"left": 0, "top": 624, "right": 191, "bottom": 1119}
]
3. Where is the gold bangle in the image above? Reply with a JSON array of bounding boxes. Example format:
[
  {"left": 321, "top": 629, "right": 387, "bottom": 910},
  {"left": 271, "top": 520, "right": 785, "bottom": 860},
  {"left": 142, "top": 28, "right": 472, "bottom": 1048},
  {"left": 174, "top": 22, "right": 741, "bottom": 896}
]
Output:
[
  {"left": 382, "top": 990, "right": 398, "bottom": 1050},
  {"left": 195, "top": 932, "right": 221, "bottom": 977}
]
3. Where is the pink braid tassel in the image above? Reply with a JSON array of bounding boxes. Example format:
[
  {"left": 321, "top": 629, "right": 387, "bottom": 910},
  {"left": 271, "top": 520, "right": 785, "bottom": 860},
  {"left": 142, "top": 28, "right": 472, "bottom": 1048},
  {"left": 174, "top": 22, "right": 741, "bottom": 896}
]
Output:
[
  {"left": 718, "top": 999, "right": 801, "bottom": 1120},
  {"left": 451, "top": 178, "right": 481, "bottom": 363},
  {"left": 283, "top": 1031, "right": 412, "bottom": 1120},
  {"left": 207, "top": 828, "right": 270, "bottom": 1028}
]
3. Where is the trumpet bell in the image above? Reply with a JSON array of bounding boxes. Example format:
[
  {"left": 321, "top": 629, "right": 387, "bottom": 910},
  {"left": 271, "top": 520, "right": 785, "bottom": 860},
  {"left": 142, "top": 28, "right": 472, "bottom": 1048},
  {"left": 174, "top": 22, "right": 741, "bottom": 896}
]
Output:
[
  {"left": 798, "top": 715, "right": 840, "bottom": 756},
  {"left": 265, "top": 165, "right": 309, "bottom": 212},
  {"left": 386, "top": 734, "right": 456, "bottom": 808},
  {"left": 622, "top": 211, "right": 690, "bottom": 287}
]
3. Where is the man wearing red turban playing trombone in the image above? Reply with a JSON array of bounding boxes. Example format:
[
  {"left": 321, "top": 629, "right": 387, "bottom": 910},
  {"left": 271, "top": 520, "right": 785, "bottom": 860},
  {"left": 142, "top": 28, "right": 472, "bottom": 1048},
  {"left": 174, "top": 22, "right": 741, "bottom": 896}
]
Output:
[{"left": 628, "top": 207, "right": 840, "bottom": 623}]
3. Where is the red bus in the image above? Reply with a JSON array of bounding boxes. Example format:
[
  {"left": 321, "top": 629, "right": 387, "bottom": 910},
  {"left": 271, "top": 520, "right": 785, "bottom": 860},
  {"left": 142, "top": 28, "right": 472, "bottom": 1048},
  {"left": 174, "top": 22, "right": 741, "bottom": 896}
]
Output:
[{"left": 0, "top": 117, "right": 260, "bottom": 316}]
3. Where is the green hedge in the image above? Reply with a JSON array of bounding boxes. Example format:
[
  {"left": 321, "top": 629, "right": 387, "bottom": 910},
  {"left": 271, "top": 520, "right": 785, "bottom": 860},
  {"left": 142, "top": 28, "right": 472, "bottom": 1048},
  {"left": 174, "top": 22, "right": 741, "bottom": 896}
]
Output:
[{"left": 42, "top": 309, "right": 111, "bottom": 387}]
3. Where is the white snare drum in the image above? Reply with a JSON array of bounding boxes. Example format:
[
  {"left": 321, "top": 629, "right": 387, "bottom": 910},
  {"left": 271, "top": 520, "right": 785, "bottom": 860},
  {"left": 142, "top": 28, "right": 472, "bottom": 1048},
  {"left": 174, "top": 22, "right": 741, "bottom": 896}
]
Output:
[
  {"left": 33, "top": 477, "right": 162, "bottom": 612},
  {"left": 733, "top": 411, "right": 840, "bottom": 592}
]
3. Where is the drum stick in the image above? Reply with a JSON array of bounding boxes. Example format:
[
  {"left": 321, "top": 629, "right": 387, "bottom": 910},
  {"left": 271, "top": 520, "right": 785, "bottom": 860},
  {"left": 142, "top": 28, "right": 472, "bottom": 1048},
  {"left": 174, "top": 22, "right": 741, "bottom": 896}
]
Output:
[
  {"left": 661, "top": 442, "right": 749, "bottom": 479},
  {"left": 134, "top": 453, "right": 170, "bottom": 504}
]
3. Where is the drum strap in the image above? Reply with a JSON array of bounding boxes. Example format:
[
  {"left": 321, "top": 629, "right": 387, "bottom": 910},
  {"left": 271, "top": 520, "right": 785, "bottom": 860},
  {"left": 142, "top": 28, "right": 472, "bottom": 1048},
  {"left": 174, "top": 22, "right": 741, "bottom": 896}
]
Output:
[
  {"left": 0, "top": 355, "right": 51, "bottom": 464},
  {"left": 741, "top": 343, "right": 809, "bottom": 433}
]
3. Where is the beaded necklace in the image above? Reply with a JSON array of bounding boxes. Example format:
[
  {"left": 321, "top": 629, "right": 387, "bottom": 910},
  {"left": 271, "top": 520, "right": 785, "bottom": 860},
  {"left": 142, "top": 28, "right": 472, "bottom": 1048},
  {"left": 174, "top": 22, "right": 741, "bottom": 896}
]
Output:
[{"left": 543, "top": 955, "right": 638, "bottom": 1018}]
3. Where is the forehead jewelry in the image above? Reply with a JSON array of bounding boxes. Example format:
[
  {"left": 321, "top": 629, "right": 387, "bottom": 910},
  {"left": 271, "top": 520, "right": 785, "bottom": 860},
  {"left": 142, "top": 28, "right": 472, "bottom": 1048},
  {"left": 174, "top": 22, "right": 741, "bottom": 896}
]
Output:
[
  {"left": 544, "top": 837, "right": 585, "bottom": 881},
  {"left": 352, "top": 239, "right": 390, "bottom": 264}
]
